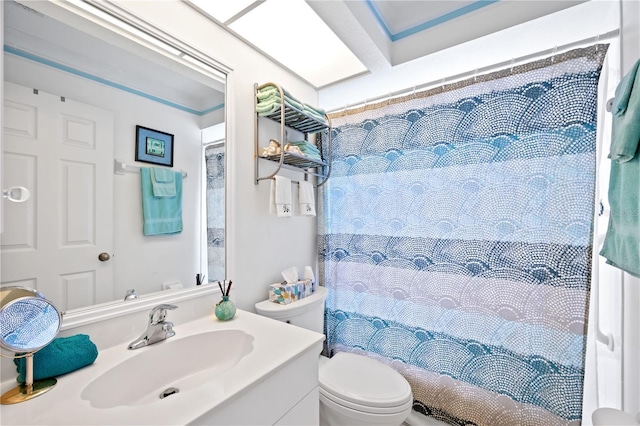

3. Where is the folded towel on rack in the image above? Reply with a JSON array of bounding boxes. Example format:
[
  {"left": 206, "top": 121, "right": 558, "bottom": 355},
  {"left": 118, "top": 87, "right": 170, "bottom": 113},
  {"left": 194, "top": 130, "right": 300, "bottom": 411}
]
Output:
[
  {"left": 257, "top": 87, "right": 279, "bottom": 100},
  {"left": 256, "top": 89, "right": 307, "bottom": 113},
  {"left": 14, "top": 334, "right": 98, "bottom": 383},
  {"left": 284, "top": 96, "right": 305, "bottom": 112},
  {"left": 141, "top": 167, "right": 183, "bottom": 235},
  {"left": 288, "top": 140, "right": 321, "bottom": 154},
  {"left": 257, "top": 101, "right": 281, "bottom": 116},
  {"left": 303, "top": 103, "right": 326, "bottom": 117},
  {"left": 287, "top": 141, "right": 323, "bottom": 162},
  {"left": 270, "top": 176, "right": 292, "bottom": 218},
  {"left": 257, "top": 85, "right": 298, "bottom": 105},
  {"left": 151, "top": 167, "right": 176, "bottom": 197},
  {"left": 298, "top": 180, "right": 316, "bottom": 217},
  {"left": 256, "top": 93, "right": 280, "bottom": 106},
  {"left": 302, "top": 104, "right": 327, "bottom": 122}
]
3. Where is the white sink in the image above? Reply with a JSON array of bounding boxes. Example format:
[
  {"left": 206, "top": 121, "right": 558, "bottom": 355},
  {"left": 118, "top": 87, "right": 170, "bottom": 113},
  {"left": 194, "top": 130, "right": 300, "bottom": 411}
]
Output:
[
  {"left": 2, "top": 310, "right": 324, "bottom": 425},
  {"left": 81, "top": 330, "right": 254, "bottom": 408}
]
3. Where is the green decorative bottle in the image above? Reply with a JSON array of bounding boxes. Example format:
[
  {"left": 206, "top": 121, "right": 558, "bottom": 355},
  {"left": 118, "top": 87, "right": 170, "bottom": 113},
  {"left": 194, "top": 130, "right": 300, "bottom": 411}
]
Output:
[{"left": 215, "top": 295, "right": 236, "bottom": 321}]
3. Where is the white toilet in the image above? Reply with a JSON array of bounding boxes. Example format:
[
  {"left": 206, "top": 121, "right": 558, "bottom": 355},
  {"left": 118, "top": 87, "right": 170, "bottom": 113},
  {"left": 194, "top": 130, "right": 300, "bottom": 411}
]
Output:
[{"left": 255, "top": 286, "right": 413, "bottom": 426}]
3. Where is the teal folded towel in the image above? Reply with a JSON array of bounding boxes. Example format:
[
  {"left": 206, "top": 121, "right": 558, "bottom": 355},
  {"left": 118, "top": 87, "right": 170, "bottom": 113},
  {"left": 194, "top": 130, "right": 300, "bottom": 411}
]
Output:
[
  {"left": 141, "top": 167, "right": 183, "bottom": 235},
  {"left": 600, "top": 59, "right": 640, "bottom": 277},
  {"left": 284, "top": 95, "right": 305, "bottom": 112},
  {"left": 257, "top": 102, "right": 280, "bottom": 115},
  {"left": 287, "top": 140, "right": 322, "bottom": 160},
  {"left": 256, "top": 86, "right": 306, "bottom": 112},
  {"left": 151, "top": 167, "right": 176, "bottom": 197},
  {"left": 303, "top": 103, "right": 326, "bottom": 117},
  {"left": 14, "top": 334, "right": 98, "bottom": 383},
  {"left": 288, "top": 140, "right": 321, "bottom": 153},
  {"left": 257, "top": 86, "right": 279, "bottom": 100}
]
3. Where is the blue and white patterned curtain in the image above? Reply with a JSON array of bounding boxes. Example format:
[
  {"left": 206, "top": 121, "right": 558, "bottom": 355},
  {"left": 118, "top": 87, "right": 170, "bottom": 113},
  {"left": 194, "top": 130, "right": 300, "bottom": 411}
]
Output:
[
  {"left": 205, "top": 144, "right": 225, "bottom": 281},
  {"left": 319, "top": 45, "right": 608, "bottom": 425}
]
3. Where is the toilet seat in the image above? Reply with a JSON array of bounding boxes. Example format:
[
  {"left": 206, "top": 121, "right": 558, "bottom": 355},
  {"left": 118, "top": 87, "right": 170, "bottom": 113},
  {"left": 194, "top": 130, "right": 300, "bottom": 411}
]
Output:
[{"left": 319, "top": 352, "right": 413, "bottom": 415}]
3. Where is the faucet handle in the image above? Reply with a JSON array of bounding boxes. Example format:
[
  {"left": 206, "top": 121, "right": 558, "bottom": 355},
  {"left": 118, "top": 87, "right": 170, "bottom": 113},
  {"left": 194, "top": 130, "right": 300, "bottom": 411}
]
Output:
[
  {"left": 149, "top": 304, "right": 178, "bottom": 324},
  {"left": 162, "top": 321, "right": 176, "bottom": 338}
]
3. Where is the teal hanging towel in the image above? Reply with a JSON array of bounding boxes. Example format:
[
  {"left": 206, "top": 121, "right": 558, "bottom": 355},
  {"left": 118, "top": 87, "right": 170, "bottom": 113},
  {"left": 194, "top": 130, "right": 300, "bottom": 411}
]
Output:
[
  {"left": 600, "top": 58, "right": 640, "bottom": 277},
  {"left": 141, "top": 167, "right": 183, "bottom": 236}
]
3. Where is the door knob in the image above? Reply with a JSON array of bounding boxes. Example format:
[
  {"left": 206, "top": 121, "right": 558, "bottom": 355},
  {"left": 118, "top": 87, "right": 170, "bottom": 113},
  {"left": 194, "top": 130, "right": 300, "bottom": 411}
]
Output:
[
  {"left": 98, "top": 252, "right": 111, "bottom": 262},
  {"left": 2, "top": 186, "right": 30, "bottom": 203}
]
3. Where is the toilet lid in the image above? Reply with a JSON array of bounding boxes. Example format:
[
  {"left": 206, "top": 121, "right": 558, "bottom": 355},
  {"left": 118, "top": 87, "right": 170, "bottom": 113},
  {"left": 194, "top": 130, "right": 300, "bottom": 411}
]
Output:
[{"left": 319, "top": 352, "right": 412, "bottom": 409}]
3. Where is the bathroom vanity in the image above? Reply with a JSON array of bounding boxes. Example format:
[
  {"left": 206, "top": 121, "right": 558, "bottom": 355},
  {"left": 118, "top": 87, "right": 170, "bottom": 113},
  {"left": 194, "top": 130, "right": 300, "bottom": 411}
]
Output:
[{"left": 0, "top": 309, "right": 324, "bottom": 425}]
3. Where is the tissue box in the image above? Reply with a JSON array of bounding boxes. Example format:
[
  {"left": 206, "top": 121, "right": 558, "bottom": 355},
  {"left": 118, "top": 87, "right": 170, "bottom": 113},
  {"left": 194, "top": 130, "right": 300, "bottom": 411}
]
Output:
[{"left": 269, "top": 279, "right": 314, "bottom": 304}]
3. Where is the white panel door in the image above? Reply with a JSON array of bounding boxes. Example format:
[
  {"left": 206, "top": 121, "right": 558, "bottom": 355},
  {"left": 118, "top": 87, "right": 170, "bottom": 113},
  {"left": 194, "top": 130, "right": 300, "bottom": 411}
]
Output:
[{"left": 1, "top": 82, "right": 114, "bottom": 311}]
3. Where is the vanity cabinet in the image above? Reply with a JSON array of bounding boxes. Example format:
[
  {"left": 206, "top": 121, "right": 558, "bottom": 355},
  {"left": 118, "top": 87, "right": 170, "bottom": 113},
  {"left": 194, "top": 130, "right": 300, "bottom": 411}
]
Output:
[
  {"left": 189, "top": 339, "right": 321, "bottom": 426},
  {"left": 254, "top": 82, "right": 332, "bottom": 186}
]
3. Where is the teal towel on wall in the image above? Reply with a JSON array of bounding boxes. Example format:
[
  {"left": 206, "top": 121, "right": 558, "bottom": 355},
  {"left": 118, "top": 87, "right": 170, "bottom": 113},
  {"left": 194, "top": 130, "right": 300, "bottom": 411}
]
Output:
[
  {"left": 151, "top": 167, "right": 176, "bottom": 197},
  {"left": 610, "top": 58, "right": 640, "bottom": 162},
  {"left": 600, "top": 59, "right": 640, "bottom": 277},
  {"left": 14, "top": 334, "right": 98, "bottom": 383},
  {"left": 141, "top": 167, "right": 183, "bottom": 236}
]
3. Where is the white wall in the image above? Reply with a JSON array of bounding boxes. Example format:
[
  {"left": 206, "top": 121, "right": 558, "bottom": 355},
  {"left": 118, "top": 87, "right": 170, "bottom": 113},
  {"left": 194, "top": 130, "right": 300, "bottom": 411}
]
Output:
[{"left": 4, "top": 54, "right": 204, "bottom": 302}]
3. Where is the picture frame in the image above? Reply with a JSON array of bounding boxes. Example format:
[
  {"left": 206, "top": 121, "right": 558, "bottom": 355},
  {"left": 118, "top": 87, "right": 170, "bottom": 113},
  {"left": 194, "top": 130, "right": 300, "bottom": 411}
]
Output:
[{"left": 135, "top": 125, "right": 174, "bottom": 167}]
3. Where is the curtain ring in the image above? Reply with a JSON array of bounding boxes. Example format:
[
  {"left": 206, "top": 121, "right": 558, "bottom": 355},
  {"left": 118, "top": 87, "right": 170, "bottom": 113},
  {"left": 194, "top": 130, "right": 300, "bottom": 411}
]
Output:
[
  {"left": 441, "top": 78, "right": 446, "bottom": 91},
  {"left": 510, "top": 58, "right": 515, "bottom": 73},
  {"left": 474, "top": 68, "right": 478, "bottom": 82},
  {"left": 412, "top": 86, "right": 416, "bottom": 99},
  {"left": 551, "top": 45, "right": 558, "bottom": 62}
]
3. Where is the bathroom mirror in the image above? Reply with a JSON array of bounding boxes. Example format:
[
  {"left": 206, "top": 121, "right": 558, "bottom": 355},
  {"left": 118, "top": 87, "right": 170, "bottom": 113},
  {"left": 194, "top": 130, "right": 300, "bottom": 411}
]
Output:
[{"left": 1, "top": 1, "right": 227, "bottom": 314}]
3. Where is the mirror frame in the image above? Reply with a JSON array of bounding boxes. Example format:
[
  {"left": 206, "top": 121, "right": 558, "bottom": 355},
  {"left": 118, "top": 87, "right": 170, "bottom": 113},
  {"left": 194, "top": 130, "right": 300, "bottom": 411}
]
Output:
[{"left": 2, "top": 0, "right": 234, "bottom": 330}]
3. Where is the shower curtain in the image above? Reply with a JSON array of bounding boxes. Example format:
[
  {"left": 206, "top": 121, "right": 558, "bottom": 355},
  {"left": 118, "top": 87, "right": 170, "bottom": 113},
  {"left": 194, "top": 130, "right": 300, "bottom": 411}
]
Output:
[
  {"left": 205, "top": 144, "right": 225, "bottom": 281},
  {"left": 319, "top": 45, "right": 608, "bottom": 426}
]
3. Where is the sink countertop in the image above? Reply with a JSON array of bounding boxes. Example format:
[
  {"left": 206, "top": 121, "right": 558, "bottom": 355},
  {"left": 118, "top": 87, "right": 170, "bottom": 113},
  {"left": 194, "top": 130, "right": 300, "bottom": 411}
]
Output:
[{"left": 0, "top": 309, "right": 325, "bottom": 425}]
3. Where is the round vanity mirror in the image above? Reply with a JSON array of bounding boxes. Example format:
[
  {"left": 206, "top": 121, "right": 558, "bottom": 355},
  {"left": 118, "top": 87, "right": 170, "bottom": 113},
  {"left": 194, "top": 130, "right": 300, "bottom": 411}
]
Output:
[{"left": 0, "top": 287, "right": 62, "bottom": 404}]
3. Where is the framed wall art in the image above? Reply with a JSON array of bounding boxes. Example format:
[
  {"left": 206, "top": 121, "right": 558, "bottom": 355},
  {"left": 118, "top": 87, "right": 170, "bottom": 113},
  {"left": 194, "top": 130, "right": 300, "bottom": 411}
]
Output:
[{"left": 135, "top": 125, "right": 174, "bottom": 167}]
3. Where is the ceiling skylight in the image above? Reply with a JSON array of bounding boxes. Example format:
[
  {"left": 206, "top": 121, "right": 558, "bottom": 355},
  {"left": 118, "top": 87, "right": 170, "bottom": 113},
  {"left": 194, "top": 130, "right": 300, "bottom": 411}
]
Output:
[
  {"left": 187, "top": 0, "right": 367, "bottom": 88},
  {"left": 187, "top": 0, "right": 257, "bottom": 24}
]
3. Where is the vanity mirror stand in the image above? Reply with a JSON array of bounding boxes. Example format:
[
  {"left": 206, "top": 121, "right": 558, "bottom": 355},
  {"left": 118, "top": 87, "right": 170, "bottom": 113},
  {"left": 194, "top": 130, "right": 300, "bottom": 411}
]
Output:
[{"left": 0, "top": 287, "right": 62, "bottom": 404}]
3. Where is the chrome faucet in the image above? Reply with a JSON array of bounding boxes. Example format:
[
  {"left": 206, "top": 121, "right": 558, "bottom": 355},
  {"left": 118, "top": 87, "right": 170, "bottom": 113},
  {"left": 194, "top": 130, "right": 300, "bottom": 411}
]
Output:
[
  {"left": 124, "top": 289, "right": 138, "bottom": 301},
  {"left": 127, "top": 304, "right": 177, "bottom": 350}
]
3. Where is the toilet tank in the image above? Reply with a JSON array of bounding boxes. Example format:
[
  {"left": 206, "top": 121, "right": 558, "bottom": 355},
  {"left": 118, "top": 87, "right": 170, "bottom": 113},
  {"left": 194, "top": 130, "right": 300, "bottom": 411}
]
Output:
[{"left": 254, "top": 286, "right": 328, "bottom": 334}]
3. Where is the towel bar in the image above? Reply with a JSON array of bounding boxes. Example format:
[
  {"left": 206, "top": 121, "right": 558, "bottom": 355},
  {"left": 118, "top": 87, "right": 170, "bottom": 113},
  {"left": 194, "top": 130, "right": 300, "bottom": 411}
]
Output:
[
  {"left": 114, "top": 159, "right": 187, "bottom": 179},
  {"left": 269, "top": 177, "right": 313, "bottom": 186}
]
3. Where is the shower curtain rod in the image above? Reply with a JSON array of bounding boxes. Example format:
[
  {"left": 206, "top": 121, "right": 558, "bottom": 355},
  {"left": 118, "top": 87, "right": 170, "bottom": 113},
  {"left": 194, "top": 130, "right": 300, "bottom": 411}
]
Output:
[{"left": 328, "top": 28, "right": 620, "bottom": 115}]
